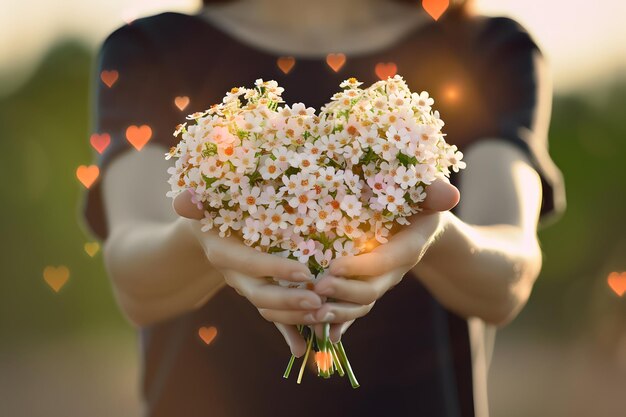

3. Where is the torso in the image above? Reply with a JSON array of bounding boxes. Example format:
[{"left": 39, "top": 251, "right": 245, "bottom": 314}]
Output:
[{"left": 111, "top": 10, "right": 518, "bottom": 417}]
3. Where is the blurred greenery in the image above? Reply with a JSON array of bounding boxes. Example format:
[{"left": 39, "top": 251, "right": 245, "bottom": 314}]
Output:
[{"left": 0, "top": 37, "right": 625, "bottom": 349}]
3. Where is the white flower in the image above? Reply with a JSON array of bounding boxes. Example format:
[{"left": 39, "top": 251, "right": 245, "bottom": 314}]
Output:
[
  {"left": 413, "top": 91, "right": 434, "bottom": 112},
  {"left": 386, "top": 125, "right": 411, "bottom": 150},
  {"left": 242, "top": 217, "right": 262, "bottom": 243},
  {"left": 258, "top": 185, "right": 284, "bottom": 209},
  {"left": 343, "top": 141, "right": 364, "bottom": 165},
  {"left": 272, "top": 147, "right": 293, "bottom": 170},
  {"left": 200, "top": 211, "right": 215, "bottom": 232},
  {"left": 238, "top": 186, "right": 261, "bottom": 214},
  {"left": 445, "top": 145, "right": 466, "bottom": 172},
  {"left": 223, "top": 170, "right": 250, "bottom": 193},
  {"left": 231, "top": 147, "right": 256, "bottom": 174},
  {"left": 339, "top": 77, "right": 364, "bottom": 89},
  {"left": 291, "top": 211, "right": 314, "bottom": 234},
  {"left": 290, "top": 151, "right": 319, "bottom": 173},
  {"left": 409, "top": 185, "right": 427, "bottom": 204},
  {"left": 291, "top": 102, "right": 317, "bottom": 117},
  {"left": 288, "top": 189, "right": 318, "bottom": 214},
  {"left": 340, "top": 194, "right": 362, "bottom": 218},
  {"left": 336, "top": 218, "right": 364, "bottom": 239},
  {"left": 294, "top": 240, "right": 317, "bottom": 263},
  {"left": 378, "top": 185, "right": 406, "bottom": 212},
  {"left": 265, "top": 205, "right": 289, "bottom": 231},
  {"left": 259, "top": 156, "right": 282, "bottom": 180},
  {"left": 372, "top": 138, "right": 397, "bottom": 161},
  {"left": 333, "top": 239, "right": 357, "bottom": 257},
  {"left": 393, "top": 165, "right": 419, "bottom": 190},
  {"left": 318, "top": 134, "right": 342, "bottom": 158},
  {"left": 314, "top": 249, "right": 333, "bottom": 268},
  {"left": 214, "top": 208, "right": 242, "bottom": 237}
]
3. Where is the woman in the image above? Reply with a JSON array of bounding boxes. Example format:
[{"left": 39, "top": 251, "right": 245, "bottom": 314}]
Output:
[{"left": 82, "top": 0, "right": 566, "bottom": 415}]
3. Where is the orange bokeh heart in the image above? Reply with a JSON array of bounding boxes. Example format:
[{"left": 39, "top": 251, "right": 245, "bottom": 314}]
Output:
[
  {"left": 84, "top": 242, "right": 100, "bottom": 257},
  {"left": 43, "top": 265, "right": 70, "bottom": 293},
  {"left": 326, "top": 53, "right": 346, "bottom": 72},
  {"left": 375, "top": 62, "right": 398, "bottom": 81},
  {"left": 198, "top": 326, "right": 218, "bottom": 345},
  {"left": 608, "top": 272, "right": 626, "bottom": 297},
  {"left": 277, "top": 56, "right": 296, "bottom": 74},
  {"left": 422, "top": 0, "right": 449, "bottom": 21},
  {"left": 76, "top": 165, "right": 99, "bottom": 189},
  {"left": 100, "top": 70, "right": 119, "bottom": 88},
  {"left": 126, "top": 124, "right": 152, "bottom": 150},
  {"left": 175, "top": 96, "right": 190, "bottom": 111},
  {"left": 90, "top": 133, "right": 110, "bottom": 154}
]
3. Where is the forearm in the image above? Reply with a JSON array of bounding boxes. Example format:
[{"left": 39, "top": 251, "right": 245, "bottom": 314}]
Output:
[
  {"left": 103, "top": 216, "right": 224, "bottom": 326},
  {"left": 412, "top": 210, "right": 542, "bottom": 326}
]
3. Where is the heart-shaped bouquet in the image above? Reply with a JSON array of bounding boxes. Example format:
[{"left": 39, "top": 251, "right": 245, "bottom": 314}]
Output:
[{"left": 166, "top": 75, "right": 465, "bottom": 387}]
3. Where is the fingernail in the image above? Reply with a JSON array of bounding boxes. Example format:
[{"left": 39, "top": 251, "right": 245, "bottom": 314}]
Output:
[
  {"left": 291, "top": 271, "right": 312, "bottom": 281},
  {"left": 316, "top": 286, "right": 333, "bottom": 296},
  {"left": 321, "top": 312, "right": 335, "bottom": 322},
  {"left": 332, "top": 268, "right": 346, "bottom": 276},
  {"left": 300, "top": 300, "right": 320, "bottom": 309},
  {"left": 304, "top": 313, "right": 315, "bottom": 323}
]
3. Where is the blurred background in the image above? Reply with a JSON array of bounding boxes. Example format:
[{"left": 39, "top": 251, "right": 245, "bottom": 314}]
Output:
[{"left": 1, "top": 0, "right": 625, "bottom": 416}]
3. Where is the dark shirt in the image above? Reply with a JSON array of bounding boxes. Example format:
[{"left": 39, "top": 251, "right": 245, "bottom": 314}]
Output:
[{"left": 81, "top": 9, "right": 566, "bottom": 417}]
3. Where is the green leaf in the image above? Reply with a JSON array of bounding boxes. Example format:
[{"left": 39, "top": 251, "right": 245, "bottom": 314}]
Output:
[
  {"left": 201, "top": 174, "right": 219, "bottom": 187},
  {"left": 396, "top": 152, "right": 417, "bottom": 167}
]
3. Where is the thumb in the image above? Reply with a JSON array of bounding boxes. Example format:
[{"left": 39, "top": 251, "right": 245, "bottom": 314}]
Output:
[
  {"left": 420, "top": 178, "right": 460, "bottom": 213},
  {"left": 173, "top": 189, "right": 204, "bottom": 220}
]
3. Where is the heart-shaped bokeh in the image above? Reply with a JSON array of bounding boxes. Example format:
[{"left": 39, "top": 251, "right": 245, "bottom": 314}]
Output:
[
  {"left": 608, "top": 272, "right": 626, "bottom": 297},
  {"left": 76, "top": 165, "right": 99, "bottom": 189},
  {"left": 43, "top": 265, "right": 70, "bottom": 292},
  {"left": 126, "top": 124, "right": 152, "bottom": 150},
  {"left": 198, "top": 326, "right": 218, "bottom": 345}
]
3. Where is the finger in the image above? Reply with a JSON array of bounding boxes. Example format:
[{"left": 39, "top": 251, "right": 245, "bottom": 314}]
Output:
[
  {"left": 329, "top": 252, "right": 393, "bottom": 277},
  {"left": 329, "top": 320, "right": 355, "bottom": 343},
  {"left": 313, "top": 323, "right": 325, "bottom": 340},
  {"left": 258, "top": 308, "right": 318, "bottom": 325},
  {"left": 274, "top": 323, "right": 307, "bottom": 357},
  {"left": 314, "top": 275, "right": 393, "bottom": 305},
  {"left": 316, "top": 321, "right": 354, "bottom": 342},
  {"left": 420, "top": 178, "right": 460, "bottom": 213},
  {"left": 173, "top": 189, "right": 204, "bottom": 220},
  {"left": 226, "top": 270, "right": 322, "bottom": 310},
  {"left": 329, "top": 223, "right": 432, "bottom": 277},
  {"left": 313, "top": 301, "right": 375, "bottom": 323},
  {"left": 207, "top": 237, "right": 313, "bottom": 282}
]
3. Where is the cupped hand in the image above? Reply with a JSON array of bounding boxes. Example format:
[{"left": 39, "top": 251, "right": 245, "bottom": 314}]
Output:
[
  {"left": 173, "top": 190, "right": 321, "bottom": 357},
  {"left": 312, "top": 178, "right": 460, "bottom": 342}
]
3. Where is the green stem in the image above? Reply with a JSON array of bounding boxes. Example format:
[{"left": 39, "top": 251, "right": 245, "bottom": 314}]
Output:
[
  {"left": 329, "top": 343, "right": 345, "bottom": 376},
  {"left": 297, "top": 327, "right": 314, "bottom": 384},
  {"left": 283, "top": 354, "right": 296, "bottom": 379},
  {"left": 335, "top": 341, "right": 360, "bottom": 388}
]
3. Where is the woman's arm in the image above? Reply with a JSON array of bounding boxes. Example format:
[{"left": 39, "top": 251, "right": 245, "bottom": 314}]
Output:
[
  {"left": 101, "top": 145, "right": 322, "bottom": 344},
  {"left": 102, "top": 146, "right": 219, "bottom": 326},
  {"left": 412, "top": 139, "right": 543, "bottom": 326}
]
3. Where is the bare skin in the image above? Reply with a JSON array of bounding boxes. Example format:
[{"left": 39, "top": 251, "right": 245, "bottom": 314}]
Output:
[{"left": 101, "top": 0, "right": 544, "bottom": 363}]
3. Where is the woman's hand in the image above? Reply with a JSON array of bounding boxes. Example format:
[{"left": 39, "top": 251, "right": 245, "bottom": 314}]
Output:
[
  {"left": 173, "top": 191, "right": 321, "bottom": 357},
  {"left": 311, "top": 178, "right": 460, "bottom": 342}
]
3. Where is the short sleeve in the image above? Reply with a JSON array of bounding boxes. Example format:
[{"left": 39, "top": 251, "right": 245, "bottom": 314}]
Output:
[
  {"left": 80, "top": 22, "right": 177, "bottom": 241},
  {"left": 464, "top": 17, "right": 566, "bottom": 227}
]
